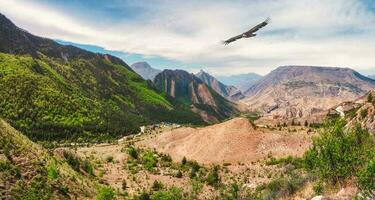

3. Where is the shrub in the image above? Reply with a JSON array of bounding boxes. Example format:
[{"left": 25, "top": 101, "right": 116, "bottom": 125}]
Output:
[
  {"left": 152, "top": 180, "right": 164, "bottom": 191},
  {"left": 82, "top": 159, "right": 94, "bottom": 176},
  {"left": 96, "top": 186, "right": 114, "bottom": 200},
  {"left": 206, "top": 165, "right": 220, "bottom": 187},
  {"left": 360, "top": 108, "right": 368, "bottom": 119},
  {"left": 127, "top": 146, "right": 138, "bottom": 159},
  {"left": 176, "top": 170, "right": 183, "bottom": 178},
  {"left": 313, "top": 181, "right": 324, "bottom": 195},
  {"left": 188, "top": 161, "right": 200, "bottom": 178},
  {"left": 134, "top": 192, "right": 150, "bottom": 200},
  {"left": 357, "top": 159, "right": 375, "bottom": 198},
  {"left": 106, "top": 156, "right": 114, "bottom": 163},
  {"left": 122, "top": 179, "right": 127, "bottom": 190},
  {"left": 181, "top": 156, "right": 187, "bottom": 165},
  {"left": 47, "top": 160, "right": 58, "bottom": 180},
  {"left": 62, "top": 151, "right": 80, "bottom": 172},
  {"left": 303, "top": 119, "right": 374, "bottom": 195},
  {"left": 141, "top": 151, "right": 157, "bottom": 171},
  {"left": 151, "top": 187, "right": 183, "bottom": 200},
  {"left": 367, "top": 93, "right": 373, "bottom": 103}
]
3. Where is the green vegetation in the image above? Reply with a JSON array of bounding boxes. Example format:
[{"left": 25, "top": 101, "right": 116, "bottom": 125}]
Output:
[
  {"left": 360, "top": 108, "right": 368, "bottom": 119},
  {"left": 248, "top": 173, "right": 308, "bottom": 200},
  {"left": 304, "top": 119, "right": 374, "bottom": 197},
  {"left": 96, "top": 186, "right": 115, "bottom": 200},
  {"left": 62, "top": 150, "right": 94, "bottom": 176},
  {"left": 0, "top": 53, "right": 203, "bottom": 142},
  {"left": 0, "top": 119, "right": 102, "bottom": 199},
  {"left": 206, "top": 165, "right": 220, "bottom": 187},
  {"left": 128, "top": 146, "right": 139, "bottom": 159},
  {"left": 141, "top": 151, "right": 158, "bottom": 171},
  {"left": 47, "top": 159, "right": 59, "bottom": 180}
]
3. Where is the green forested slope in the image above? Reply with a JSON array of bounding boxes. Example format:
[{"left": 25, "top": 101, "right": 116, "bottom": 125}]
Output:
[
  {"left": 0, "top": 13, "right": 203, "bottom": 141},
  {"left": 0, "top": 53, "right": 202, "bottom": 141}
]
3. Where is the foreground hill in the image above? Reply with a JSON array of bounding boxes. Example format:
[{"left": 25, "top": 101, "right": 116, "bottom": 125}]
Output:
[
  {"left": 130, "top": 62, "right": 161, "bottom": 80},
  {"left": 0, "top": 13, "right": 203, "bottom": 141},
  {"left": 243, "top": 66, "right": 375, "bottom": 121},
  {"left": 0, "top": 119, "right": 100, "bottom": 199},
  {"left": 137, "top": 118, "right": 310, "bottom": 164},
  {"left": 217, "top": 73, "right": 262, "bottom": 92},
  {"left": 195, "top": 70, "right": 244, "bottom": 101},
  {"left": 154, "top": 70, "right": 239, "bottom": 123}
]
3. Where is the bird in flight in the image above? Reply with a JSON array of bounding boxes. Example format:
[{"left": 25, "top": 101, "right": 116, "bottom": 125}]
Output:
[{"left": 223, "top": 18, "right": 270, "bottom": 45}]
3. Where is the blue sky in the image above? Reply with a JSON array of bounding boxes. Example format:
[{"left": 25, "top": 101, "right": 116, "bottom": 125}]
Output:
[{"left": 0, "top": 0, "right": 374, "bottom": 75}]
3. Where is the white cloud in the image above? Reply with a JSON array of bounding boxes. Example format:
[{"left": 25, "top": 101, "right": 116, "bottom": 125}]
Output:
[{"left": 0, "top": 0, "right": 374, "bottom": 75}]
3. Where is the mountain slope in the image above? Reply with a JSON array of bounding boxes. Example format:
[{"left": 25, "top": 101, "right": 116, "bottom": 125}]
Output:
[
  {"left": 0, "top": 13, "right": 203, "bottom": 141},
  {"left": 195, "top": 70, "right": 244, "bottom": 101},
  {"left": 329, "top": 89, "right": 375, "bottom": 134},
  {"left": 368, "top": 75, "right": 375, "bottom": 80},
  {"left": 130, "top": 62, "right": 161, "bottom": 80},
  {"left": 0, "top": 118, "right": 101, "bottom": 199},
  {"left": 154, "top": 70, "right": 239, "bottom": 123},
  {"left": 243, "top": 66, "right": 375, "bottom": 120},
  {"left": 217, "top": 73, "right": 262, "bottom": 92}
]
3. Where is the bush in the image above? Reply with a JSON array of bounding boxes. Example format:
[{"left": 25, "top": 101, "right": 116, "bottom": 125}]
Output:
[
  {"left": 360, "top": 109, "right": 368, "bottom": 119},
  {"left": 313, "top": 181, "right": 324, "bottom": 195},
  {"left": 303, "top": 119, "right": 374, "bottom": 195},
  {"left": 82, "top": 159, "right": 94, "bottom": 176},
  {"left": 47, "top": 160, "right": 58, "bottom": 180},
  {"left": 176, "top": 170, "right": 183, "bottom": 178},
  {"left": 357, "top": 159, "right": 375, "bottom": 198},
  {"left": 134, "top": 192, "right": 150, "bottom": 200},
  {"left": 96, "top": 186, "right": 114, "bottom": 200},
  {"left": 152, "top": 180, "right": 164, "bottom": 191},
  {"left": 127, "top": 146, "right": 138, "bottom": 159},
  {"left": 141, "top": 151, "right": 157, "bottom": 171},
  {"left": 106, "top": 156, "right": 114, "bottom": 163},
  {"left": 206, "top": 165, "right": 220, "bottom": 187},
  {"left": 62, "top": 151, "right": 80, "bottom": 172},
  {"left": 367, "top": 93, "right": 373, "bottom": 103},
  {"left": 151, "top": 187, "right": 183, "bottom": 200},
  {"left": 181, "top": 157, "right": 187, "bottom": 165}
]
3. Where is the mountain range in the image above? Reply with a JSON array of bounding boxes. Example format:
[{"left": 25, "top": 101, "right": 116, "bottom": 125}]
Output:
[
  {"left": 195, "top": 70, "right": 244, "bottom": 101},
  {"left": 130, "top": 62, "right": 161, "bottom": 80},
  {"left": 0, "top": 13, "right": 209, "bottom": 141},
  {"left": 217, "top": 73, "right": 262, "bottom": 92},
  {"left": 242, "top": 65, "right": 375, "bottom": 121},
  {"left": 154, "top": 70, "right": 238, "bottom": 123}
]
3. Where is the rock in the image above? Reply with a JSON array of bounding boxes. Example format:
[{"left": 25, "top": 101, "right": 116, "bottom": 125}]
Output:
[{"left": 311, "top": 195, "right": 326, "bottom": 200}]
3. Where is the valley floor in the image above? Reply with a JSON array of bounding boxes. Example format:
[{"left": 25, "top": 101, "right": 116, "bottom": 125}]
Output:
[{"left": 56, "top": 117, "right": 321, "bottom": 199}]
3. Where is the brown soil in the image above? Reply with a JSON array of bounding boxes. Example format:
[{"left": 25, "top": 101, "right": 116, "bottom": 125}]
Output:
[{"left": 137, "top": 118, "right": 312, "bottom": 164}]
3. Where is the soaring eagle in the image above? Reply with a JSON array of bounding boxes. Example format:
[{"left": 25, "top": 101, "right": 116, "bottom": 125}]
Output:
[{"left": 223, "top": 18, "right": 270, "bottom": 45}]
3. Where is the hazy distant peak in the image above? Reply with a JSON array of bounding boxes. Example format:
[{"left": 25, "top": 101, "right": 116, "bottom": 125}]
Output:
[{"left": 130, "top": 62, "right": 161, "bottom": 80}]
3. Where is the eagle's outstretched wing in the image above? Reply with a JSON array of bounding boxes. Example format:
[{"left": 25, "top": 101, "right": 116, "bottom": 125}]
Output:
[
  {"left": 246, "top": 18, "right": 270, "bottom": 34},
  {"left": 222, "top": 18, "right": 270, "bottom": 45},
  {"left": 223, "top": 34, "right": 243, "bottom": 45}
]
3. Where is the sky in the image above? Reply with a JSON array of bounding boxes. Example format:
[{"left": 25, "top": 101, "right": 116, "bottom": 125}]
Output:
[{"left": 0, "top": 0, "right": 374, "bottom": 76}]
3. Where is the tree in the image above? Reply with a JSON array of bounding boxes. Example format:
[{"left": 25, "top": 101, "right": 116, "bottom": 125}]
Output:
[
  {"left": 206, "top": 165, "right": 220, "bottom": 187},
  {"left": 304, "top": 119, "right": 374, "bottom": 190},
  {"left": 181, "top": 156, "right": 187, "bottom": 165}
]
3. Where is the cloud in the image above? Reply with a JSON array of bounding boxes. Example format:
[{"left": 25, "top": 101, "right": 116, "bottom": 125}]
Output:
[{"left": 0, "top": 0, "right": 374, "bottom": 75}]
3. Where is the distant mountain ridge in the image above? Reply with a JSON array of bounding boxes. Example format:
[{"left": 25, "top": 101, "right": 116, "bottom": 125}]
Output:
[
  {"left": 154, "top": 69, "right": 239, "bottom": 123},
  {"left": 217, "top": 73, "right": 262, "bottom": 92},
  {"left": 130, "top": 62, "right": 161, "bottom": 80},
  {"left": 368, "top": 75, "right": 375, "bottom": 80},
  {"left": 195, "top": 70, "right": 244, "bottom": 101},
  {"left": 243, "top": 65, "right": 375, "bottom": 121}
]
